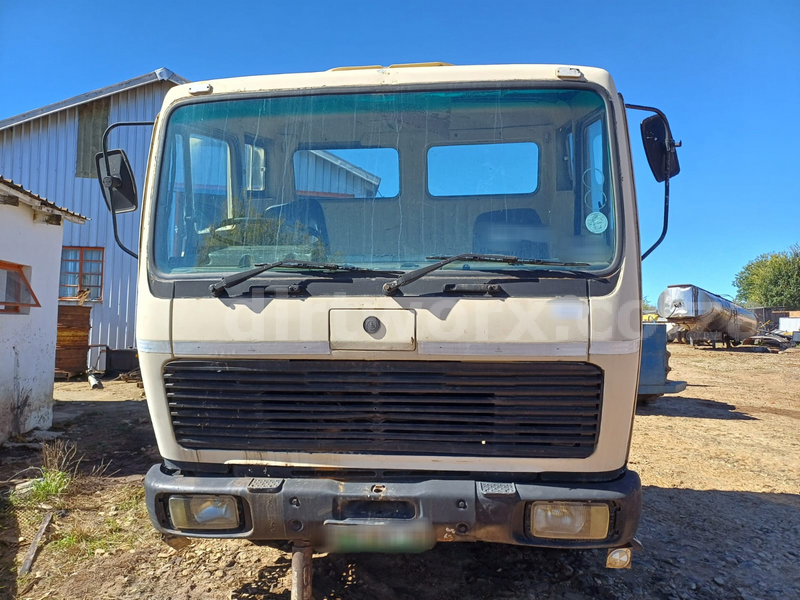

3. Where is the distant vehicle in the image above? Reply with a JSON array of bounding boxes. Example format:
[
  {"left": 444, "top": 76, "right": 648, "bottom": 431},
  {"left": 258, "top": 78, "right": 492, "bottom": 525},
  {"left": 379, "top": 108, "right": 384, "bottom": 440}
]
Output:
[
  {"left": 96, "top": 63, "right": 680, "bottom": 594},
  {"left": 637, "top": 323, "right": 686, "bottom": 404},
  {"left": 658, "top": 284, "right": 758, "bottom": 346}
]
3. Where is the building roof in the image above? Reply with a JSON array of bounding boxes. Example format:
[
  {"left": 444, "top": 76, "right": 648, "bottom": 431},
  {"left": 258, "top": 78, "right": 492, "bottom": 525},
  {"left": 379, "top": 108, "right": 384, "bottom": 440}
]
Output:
[
  {"left": 0, "top": 68, "right": 189, "bottom": 131},
  {"left": 0, "top": 177, "right": 87, "bottom": 223},
  {"left": 309, "top": 150, "right": 381, "bottom": 186}
]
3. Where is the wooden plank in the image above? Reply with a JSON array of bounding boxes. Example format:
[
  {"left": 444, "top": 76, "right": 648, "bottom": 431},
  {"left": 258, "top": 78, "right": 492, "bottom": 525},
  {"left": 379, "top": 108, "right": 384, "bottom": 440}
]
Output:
[{"left": 19, "top": 511, "right": 53, "bottom": 576}]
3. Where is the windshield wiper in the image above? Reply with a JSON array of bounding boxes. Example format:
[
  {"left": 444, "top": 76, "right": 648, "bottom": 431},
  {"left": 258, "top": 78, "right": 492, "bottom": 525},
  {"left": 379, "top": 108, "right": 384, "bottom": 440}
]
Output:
[
  {"left": 382, "top": 254, "right": 591, "bottom": 295},
  {"left": 210, "top": 261, "right": 398, "bottom": 297}
]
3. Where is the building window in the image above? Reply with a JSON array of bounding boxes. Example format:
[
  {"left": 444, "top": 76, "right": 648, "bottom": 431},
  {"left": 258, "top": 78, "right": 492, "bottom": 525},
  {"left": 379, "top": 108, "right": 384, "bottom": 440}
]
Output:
[
  {"left": 59, "top": 247, "right": 104, "bottom": 301},
  {"left": 76, "top": 97, "right": 111, "bottom": 178},
  {"left": 0, "top": 261, "right": 40, "bottom": 314}
]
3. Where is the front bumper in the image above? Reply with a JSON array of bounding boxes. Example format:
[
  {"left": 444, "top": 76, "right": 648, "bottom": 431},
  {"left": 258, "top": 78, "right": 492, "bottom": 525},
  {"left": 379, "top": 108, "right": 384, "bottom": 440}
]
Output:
[{"left": 145, "top": 465, "right": 641, "bottom": 550}]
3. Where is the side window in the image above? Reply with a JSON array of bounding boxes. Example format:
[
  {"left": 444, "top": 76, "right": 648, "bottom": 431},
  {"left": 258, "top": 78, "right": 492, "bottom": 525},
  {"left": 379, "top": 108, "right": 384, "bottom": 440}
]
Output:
[
  {"left": 568, "top": 132, "right": 575, "bottom": 182},
  {"left": 59, "top": 247, "right": 104, "bottom": 301},
  {"left": 188, "top": 134, "right": 232, "bottom": 228},
  {"left": 245, "top": 142, "right": 266, "bottom": 192},
  {"left": 584, "top": 119, "right": 606, "bottom": 212},
  {"left": 0, "top": 261, "right": 40, "bottom": 314},
  {"left": 163, "top": 135, "right": 186, "bottom": 260},
  {"left": 427, "top": 142, "right": 539, "bottom": 197},
  {"left": 556, "top": 127, "right": 575, "bottom": 191}
]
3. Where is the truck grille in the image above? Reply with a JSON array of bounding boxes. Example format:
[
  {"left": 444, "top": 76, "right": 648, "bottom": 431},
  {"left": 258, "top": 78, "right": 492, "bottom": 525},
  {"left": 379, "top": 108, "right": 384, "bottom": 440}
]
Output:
[{"left": 164, "top": 360, "right": 602, "bottom": 458}]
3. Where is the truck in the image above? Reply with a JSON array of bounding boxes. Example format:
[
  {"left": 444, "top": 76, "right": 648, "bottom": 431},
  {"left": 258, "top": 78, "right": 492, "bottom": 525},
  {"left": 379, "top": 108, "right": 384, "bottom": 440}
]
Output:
[{"left": 96, "top": 63, "right": 680, "bottom": 597}]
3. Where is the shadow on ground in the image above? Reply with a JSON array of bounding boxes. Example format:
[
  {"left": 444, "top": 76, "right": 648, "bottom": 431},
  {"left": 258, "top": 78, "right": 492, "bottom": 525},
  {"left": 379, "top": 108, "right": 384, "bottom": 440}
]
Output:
[
  {"left": 636, "top": 396, "right": 757, "bottom": 421},
  {"left": 50, "top": 398, "right": 156, "bottom": 477}
]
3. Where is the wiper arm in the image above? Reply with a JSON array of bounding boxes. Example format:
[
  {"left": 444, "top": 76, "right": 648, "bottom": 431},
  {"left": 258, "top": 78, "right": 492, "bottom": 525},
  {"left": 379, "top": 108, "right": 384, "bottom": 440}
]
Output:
[
  {"left": 382, "top": 254, "right": 590, "bottom": 295},
  {"left": 210, "top": 260, "right": 392, "bottom": 297}
]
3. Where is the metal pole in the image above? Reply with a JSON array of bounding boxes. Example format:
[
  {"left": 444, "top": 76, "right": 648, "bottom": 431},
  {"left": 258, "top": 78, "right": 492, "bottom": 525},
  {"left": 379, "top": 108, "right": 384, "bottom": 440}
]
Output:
[{"left": 291, "top": 541, "right": 313, "bottom": 600}]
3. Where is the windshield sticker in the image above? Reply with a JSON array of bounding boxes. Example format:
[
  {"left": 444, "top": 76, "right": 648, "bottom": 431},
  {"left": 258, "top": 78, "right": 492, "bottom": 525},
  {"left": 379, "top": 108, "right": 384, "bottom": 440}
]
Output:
[{"left": 585, "top": 212, "right": 608, "bottom": 235}]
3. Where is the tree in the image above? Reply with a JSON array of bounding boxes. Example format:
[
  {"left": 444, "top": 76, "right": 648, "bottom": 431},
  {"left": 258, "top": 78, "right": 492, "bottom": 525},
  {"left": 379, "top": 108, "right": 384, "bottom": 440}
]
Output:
[
  {"left": 733, "top": 244, "right": 800, "bottom": 309},
  {"left": 642, "top": 296, "right": 657, "bottom": 312}
]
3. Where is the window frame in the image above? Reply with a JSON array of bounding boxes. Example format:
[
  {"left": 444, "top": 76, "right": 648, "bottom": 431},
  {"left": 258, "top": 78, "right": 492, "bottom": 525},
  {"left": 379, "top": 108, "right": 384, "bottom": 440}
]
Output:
[
  {"left": 0, "top": 260, "right": 40, "bottom": 314},
  {"left": 59, "top": 247, "right": 104, "bottom": 301},
  {"left": 147, "top": 83, "right": 626, "bottom": 291}
]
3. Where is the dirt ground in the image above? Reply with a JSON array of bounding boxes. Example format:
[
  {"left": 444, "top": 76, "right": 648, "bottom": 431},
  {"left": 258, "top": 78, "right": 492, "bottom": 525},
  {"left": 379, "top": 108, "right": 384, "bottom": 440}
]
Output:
[{"left": 2, "top": 344, "right": 799, "bottom": 600}]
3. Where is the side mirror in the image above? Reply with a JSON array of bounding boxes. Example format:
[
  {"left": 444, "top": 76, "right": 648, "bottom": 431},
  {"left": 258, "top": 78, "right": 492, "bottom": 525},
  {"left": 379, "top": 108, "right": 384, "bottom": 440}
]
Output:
[
  {"left": 95, "top": 149, "right": 138, "bottom": 213},
  {"left": 641, "top": 114, "right": 680, "bottom": 182}
]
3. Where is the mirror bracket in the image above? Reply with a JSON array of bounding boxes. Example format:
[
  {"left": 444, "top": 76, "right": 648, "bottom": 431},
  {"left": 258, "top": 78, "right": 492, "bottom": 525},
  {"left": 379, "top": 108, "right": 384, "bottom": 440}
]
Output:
[
  {"left": 97, "top": 121, "right": 154, "bottom": 260},
  {"left": 102, "top": 175, "right": 121, "bottom": 190},
  {"left": 625, "top": 104, "right": 681, "bottom": 261}
]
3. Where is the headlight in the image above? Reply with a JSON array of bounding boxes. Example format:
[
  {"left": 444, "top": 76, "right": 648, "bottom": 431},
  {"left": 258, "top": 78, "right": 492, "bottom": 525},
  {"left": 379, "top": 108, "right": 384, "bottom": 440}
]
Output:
[
  {"left": 530, "top": 502, "right": 609, "bottom": 540},
  {"left": 168, "top": 495, "right": 240, "bottom": 530}
]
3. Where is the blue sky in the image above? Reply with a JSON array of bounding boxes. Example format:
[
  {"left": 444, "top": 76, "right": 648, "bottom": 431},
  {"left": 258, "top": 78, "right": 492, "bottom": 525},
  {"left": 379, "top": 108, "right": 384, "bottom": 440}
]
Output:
[{"left": 1, "top": 0, "right": 798, "bottom": 303}]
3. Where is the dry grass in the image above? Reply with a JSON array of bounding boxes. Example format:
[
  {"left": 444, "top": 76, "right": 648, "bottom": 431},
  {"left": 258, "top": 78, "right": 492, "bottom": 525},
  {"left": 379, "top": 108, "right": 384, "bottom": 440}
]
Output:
[
  {"left": 9, "top": 441, "right": 81, "bottom": 516},
  {"left": 37, "top": 478, "right": 154, "bottom": 564},
  {"left": 5, "top": 441, "right": 151, "bottom": 585},
  {"left": 48, "top": 487, "right": 147, "bottom": 561}
]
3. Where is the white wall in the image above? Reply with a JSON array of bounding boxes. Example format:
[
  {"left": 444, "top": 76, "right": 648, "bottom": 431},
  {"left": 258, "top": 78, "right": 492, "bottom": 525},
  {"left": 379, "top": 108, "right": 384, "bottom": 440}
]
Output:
[{"left": 0, "top": 202, "right": 64, "bottom": 443}]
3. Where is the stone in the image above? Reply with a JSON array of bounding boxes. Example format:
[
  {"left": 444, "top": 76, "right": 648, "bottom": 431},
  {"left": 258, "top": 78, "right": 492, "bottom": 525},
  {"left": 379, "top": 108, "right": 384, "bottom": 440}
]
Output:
[{"left": 30, "top": 430, "right": 63, "bottom": 441}]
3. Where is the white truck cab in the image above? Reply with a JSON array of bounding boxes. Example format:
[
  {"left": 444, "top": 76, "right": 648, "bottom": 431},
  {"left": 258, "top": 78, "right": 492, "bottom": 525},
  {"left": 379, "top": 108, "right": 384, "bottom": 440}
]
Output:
[{"left": 96, "top": 63, "right": 679, "bottom": 581}]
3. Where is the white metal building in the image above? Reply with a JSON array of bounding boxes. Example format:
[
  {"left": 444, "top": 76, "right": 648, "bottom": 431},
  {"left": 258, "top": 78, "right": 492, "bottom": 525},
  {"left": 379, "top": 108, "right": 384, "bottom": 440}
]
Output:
[
  {"left": 0, "top": 69, "right": 189, "bottom": 368},
  {"left": 0, "top": 178, "right": 86, "bottom": 443}
]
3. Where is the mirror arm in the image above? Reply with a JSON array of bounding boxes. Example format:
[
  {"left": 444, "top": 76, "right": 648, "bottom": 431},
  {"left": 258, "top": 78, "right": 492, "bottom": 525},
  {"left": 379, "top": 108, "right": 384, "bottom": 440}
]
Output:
[
  {"left": 100, "top": 121, "right": 154, "bottom": 260},
  {"left": 625, "top": 104, "right": 681, "bottom": 261},
  {"left": 110, "top": 201, "right": 137, "bottom": 260},
  {"left": 641, "top": 173, "right": 670, "bottom": 261},
  {"left": 624, "top": 104, "right": 681, "bottom": 151}
]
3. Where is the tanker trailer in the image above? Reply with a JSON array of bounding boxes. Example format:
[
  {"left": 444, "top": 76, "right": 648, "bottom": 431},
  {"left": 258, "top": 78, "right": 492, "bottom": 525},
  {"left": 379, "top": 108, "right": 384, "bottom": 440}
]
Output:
[{"left": 657, "top": 284, "right": 758, "bottom": 347}]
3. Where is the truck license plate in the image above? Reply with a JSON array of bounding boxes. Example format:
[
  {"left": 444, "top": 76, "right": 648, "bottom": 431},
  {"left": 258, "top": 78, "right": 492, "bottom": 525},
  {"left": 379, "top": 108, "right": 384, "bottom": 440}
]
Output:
[{"left": 324, "top": 519, "right": 434, "bottom": 553}]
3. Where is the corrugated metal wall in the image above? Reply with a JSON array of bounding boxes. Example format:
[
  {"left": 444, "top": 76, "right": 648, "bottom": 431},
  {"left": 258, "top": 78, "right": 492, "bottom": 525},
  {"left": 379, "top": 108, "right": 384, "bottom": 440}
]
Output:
[
  {"left": 0, "top": 81, "right": 174, "bottom": 368},
  {"left": 295, "top": 150, "right": 379, "bottom": 198}
]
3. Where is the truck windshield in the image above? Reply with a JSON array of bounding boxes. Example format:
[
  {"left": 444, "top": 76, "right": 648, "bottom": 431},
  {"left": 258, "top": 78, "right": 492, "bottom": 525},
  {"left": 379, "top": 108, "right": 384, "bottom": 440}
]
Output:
[{"left": 153, "top": 88, "right": 617, "bottom": 275}]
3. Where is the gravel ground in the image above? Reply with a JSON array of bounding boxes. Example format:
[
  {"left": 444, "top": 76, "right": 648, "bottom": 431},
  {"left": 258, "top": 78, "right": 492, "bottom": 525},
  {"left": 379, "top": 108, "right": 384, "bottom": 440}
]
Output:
[{"left": 2, "top": 344, "right": 799, "bottom": 600}]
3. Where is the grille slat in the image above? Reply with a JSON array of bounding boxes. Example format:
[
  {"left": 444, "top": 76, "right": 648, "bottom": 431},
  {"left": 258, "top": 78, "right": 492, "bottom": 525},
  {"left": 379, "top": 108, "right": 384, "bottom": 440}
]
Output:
[
  {"left": 165, "top": 372, "right": 601, "bottom": 386},
  {"left": 164, "top": 360, "right": 602, "bottom": 458},
  {"left": 166, "top": 392, "right": 600, "bottom": 405},
  {"left": 171, "top": 417, "right": 596, "bottom": 435},
  {"left": 169, "top": 402, "right": 596, "bottom": 423},
  {"left": 170, "top": 407, "right": 594, "bottom": 426},
  {"left": 171, "top": 428, "right": 596, "bottom": 444},
  {"left": 166, "top": 383, "right": 600, "bottom": 397}
]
